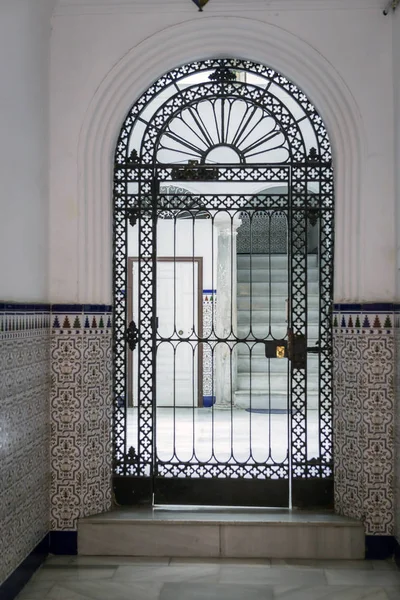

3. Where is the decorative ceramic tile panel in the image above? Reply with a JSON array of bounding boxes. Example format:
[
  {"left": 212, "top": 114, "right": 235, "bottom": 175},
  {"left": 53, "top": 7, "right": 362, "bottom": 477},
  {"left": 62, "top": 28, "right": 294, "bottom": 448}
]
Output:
[
  {"left": 202, "top": 291, "right": 216, "bottom": 400},
  {"left": 395, "top": 329, "right": 400, "bottom": 543},
  {"left": 0, "top": 306, "right": 50, "bottom": 585},
  {"left": 50, "top": 306, "right": 113, "bottom": 531},
  {"left": 334, "top": 304, "right": 396, "bottom": 536}
]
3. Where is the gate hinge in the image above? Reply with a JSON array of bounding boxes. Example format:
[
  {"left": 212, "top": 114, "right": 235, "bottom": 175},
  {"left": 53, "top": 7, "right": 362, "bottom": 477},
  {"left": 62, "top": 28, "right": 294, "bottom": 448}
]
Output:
[{"left": 126, "top": 320, "right": 139, "bottom": 351}]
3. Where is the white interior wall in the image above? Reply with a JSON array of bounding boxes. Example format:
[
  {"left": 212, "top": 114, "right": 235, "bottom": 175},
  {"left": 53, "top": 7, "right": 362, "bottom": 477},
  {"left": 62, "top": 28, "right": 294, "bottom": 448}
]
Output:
[
  {"left": 50, "top": 1, "right": 395, "bottom": 303},
  {"left": 393, "top": 7, "right": 400, "bottom": 546},
  {"left": 0, "top": 0, "right": 52, "bottom": 302},
  {"left": 129, "top": 220, "right": 216, "bottom": 290}
]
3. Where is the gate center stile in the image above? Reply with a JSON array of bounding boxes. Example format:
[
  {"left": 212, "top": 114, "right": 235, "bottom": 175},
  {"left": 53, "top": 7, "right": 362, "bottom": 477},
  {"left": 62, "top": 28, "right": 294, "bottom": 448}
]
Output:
[{"left": 113, "top": 59, "right": 334, "bottom": 509}]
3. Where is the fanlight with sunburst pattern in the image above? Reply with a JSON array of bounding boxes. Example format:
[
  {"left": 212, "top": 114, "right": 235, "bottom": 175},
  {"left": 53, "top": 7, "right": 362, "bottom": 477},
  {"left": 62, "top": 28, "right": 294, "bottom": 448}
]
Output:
[{"left": 157, "top": 97, "right": 290, "bottom": 165}]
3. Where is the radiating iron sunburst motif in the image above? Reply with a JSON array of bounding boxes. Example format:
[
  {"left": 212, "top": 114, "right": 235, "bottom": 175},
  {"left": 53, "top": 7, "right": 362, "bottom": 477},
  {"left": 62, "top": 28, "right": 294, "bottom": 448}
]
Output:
[{"left": 157, "top": 97, "right": 290, "bottom": 165}]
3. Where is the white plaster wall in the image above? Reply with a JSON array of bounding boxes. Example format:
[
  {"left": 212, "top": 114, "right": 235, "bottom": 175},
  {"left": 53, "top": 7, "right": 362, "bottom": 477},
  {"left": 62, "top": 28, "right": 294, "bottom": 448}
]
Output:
[
  {"left": 50, "top": 0, "right": 396, "bottom": 304},
  {"left": 393, "top": 8, "right": 400, "bottom": 545},
  {"left": 0, "top": 1, "right": 52, "bottom": 302},
  {"left": 128, "top": 220, "right": 216, "bottom": 290}
]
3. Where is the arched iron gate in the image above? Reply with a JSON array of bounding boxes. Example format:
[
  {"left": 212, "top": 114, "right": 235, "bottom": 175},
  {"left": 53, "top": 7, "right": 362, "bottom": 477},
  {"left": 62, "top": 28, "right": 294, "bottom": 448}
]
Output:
[{"left": 113, "top": 58, "right": 334, "bottom": 508}]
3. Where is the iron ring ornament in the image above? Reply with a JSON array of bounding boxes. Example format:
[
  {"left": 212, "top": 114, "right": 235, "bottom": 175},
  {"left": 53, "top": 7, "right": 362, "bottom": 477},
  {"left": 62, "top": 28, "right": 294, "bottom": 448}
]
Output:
[{"left": 113, "top": 58, "right": 334, "bottom": 507}]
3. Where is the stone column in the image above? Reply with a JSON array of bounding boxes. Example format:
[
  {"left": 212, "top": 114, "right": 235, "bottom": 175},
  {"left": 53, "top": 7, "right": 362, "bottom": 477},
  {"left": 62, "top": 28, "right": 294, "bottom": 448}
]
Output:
[{"left": 214, "top": 213, "right": 242, "bottom": 408}]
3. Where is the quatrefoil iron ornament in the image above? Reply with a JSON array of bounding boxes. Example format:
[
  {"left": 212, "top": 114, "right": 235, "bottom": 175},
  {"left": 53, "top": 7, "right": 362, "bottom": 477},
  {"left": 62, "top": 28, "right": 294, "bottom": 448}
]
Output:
[{"left": 192, "top": 0, "right": 210, "bottom": 11}]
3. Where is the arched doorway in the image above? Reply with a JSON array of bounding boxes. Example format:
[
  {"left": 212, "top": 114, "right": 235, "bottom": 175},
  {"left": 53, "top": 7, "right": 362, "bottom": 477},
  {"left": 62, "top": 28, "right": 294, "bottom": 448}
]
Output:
[{"left": 113, "top": 58, "right": 334, "bottom": 509}]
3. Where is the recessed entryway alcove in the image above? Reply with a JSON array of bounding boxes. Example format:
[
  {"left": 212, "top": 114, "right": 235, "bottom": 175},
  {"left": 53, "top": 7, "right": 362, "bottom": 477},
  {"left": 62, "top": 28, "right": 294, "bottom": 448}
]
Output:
[{"left": 74, "top": 15, "right": 371, "bottom": 560}]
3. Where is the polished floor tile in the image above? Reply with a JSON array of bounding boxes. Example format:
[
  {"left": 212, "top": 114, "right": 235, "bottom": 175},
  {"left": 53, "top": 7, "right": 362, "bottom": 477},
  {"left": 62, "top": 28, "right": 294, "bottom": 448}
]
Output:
[
  {"left": 16, "top": 556, "right": 399, "bottom": 600},
  {"left": 160, "top": 582, "right": 274, "bottom": 600},
  {"left": 219, "top": 565, "right": 327, "bottom": 585},
  {"left": 271, "top": 559, "right": 373, "bottom": 570},
  {"left": 273, "top": 585, "right": 389, "bottom": 599},
  {"left": 170, "top": 557, "right": 271, "bottom": 566},
  {"left": 325, "top": 569, "right": 400, "bottom": 586},
  {"left": 115, "top": 564, "right": 220, "bottom": 583},
  {"left": 31, "top": 566, "right": 116, "bottom": 582},
  {"left": 48, "top": 580, "right": 162, "bottom": 600}
]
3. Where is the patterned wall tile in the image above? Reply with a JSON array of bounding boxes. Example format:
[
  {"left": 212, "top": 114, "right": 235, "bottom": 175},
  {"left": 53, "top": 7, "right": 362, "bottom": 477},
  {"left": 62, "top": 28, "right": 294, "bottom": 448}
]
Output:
[
  {"left": 395, "top": 329, "right": 400, "bottom": 543},
  {"left": 203, "top": 291, "right": 216, "bottom": 400},
  {"left": 334, "top": 308, "right": 396, "bottom": 536},
  {"left": 50, "top": 307, "right": 112, "bottom": 531},
  {"left": 0, "top": 308, "right": 50, "bottom": 585}
]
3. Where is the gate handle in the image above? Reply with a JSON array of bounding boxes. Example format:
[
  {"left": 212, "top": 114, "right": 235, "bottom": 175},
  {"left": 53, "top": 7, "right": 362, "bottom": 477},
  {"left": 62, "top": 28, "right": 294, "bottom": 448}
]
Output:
[{"left": 307, "top": 346, "right": 321, "bottom": 354}]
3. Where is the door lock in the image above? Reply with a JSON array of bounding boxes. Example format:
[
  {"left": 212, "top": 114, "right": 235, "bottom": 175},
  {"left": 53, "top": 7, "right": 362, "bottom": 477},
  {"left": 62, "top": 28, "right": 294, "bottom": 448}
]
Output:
[
  {"left": 287, "top": 329, "right": 307, "bottom": 369},
  {"left": 265, "top": 340, "right": 287, "bottom": 359}
]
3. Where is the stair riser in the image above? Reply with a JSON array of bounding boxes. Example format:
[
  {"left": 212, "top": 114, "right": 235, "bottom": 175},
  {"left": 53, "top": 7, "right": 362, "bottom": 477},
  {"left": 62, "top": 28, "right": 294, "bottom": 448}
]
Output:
[
  {"left": 237, "top": 270, "right": 319, "bottom": 283},
  {"left": 234, "top": 393, "right": 319, "bottom": 410},
  {"left": 238, "top": 310, "right": 320, "bottom": 324},
  {"left": 237, "top": 255, "right": 318, "bottom": 268},
  {"left": 237, "top": 376, "right": 320, "bottom": 392},
  {"left": 237, "top": 325, "right": 320, "bottom": 338},
  {"left": 237, "top": 296, "right": 320, "bottom": 310},
  {"left": 238, "top": 357, "right": 319, "bottom": 373},
  {"left": 236, "top": 344, "right": 320, "bottom": 356},
  {"left": 78, "top": 521, "right": 365, "bottom": 559},
  {"left": 238, "top": 283, "right": 320, "bottom": 295}
]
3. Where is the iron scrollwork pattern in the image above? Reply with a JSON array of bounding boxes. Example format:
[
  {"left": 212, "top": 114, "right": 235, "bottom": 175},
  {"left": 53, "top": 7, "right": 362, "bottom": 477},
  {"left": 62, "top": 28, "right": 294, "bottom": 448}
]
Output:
[{"left": 113, "top": 58, "right": 334, "bottom": 500}]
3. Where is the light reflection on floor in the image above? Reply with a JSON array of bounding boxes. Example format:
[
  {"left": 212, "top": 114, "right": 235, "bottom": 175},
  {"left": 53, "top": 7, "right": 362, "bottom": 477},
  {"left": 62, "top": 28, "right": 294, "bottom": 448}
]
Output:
[{"left": 127, "top": 408, "right": 320, "bottom": 464}]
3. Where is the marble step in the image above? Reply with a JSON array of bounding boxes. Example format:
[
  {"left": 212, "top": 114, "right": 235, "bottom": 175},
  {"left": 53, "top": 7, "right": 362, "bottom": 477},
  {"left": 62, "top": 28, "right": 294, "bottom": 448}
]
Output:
[
  {"left": 237, "top": 254, "right": 318, "bottom": 269},
  {"left": 237, "top": 269, "right": 319, "bottom": 283},
  {"left": 78, "top": 508, "right": 364, "bottom": 559},
  {"left": 237, "top": 295, "right": 320, "bottom": 310},
  {"left": 236, "top": 341, "right": 320, "bottom": 356},
  {"left": 237, "top": 309, "right": 320, "bottom": 324},
  {"left": 237, "top": 355, "right": 319, "bottom": 373},
  {"left": 238, "top": 282, "right": 319, "bottom": 295},
  {"left": 237, "top": 373, "right": 319, "bottom": 392},
  {"left": 237, "top": 324, "right": 320, "bottom": 339},
  {"left": 234, "top": 390, "right": 319, "bottom": 410}
]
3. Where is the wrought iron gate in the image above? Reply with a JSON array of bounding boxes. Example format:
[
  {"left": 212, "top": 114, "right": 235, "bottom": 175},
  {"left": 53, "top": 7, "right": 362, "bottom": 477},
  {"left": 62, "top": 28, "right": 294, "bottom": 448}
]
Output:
[{"left": 113, "top": 58, "right": 334, "bottom": 508}]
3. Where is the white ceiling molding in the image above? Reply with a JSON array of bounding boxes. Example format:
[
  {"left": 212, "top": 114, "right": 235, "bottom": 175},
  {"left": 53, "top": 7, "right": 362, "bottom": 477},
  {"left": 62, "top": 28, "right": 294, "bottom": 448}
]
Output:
[
  {"left": 75, "top": 15, "right": 365, "bottom": 303},
  {"left": 54, "top": 0, "right": 383, "bottom": 17}
]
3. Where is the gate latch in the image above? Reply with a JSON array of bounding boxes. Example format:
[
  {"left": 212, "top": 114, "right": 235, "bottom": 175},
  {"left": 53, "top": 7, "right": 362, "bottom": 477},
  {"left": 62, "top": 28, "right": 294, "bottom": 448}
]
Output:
[
  {"left": 265, "top": 340, "right": 287, "bottom": 359},
  {"left": 287, "top": 329, "right": 307, "bottom": 370},
  {"left": 126, "top": 320, "right": 139, "bottom": 351}
]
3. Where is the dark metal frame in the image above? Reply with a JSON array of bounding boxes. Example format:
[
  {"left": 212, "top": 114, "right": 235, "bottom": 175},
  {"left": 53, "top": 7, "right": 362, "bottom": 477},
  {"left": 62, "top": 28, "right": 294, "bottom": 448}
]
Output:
[{"left": 112, "top": 58, "right": 334, "bottom": 508}]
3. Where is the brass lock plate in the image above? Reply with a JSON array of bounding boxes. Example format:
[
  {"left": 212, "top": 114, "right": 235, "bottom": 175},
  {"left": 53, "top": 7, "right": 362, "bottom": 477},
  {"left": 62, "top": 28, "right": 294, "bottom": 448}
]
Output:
[
  {"left": 265, "top": 340, "right": 287, "bottom": 359},
  {"left": 276, "top": 346, "right": 286, "bottom": 359}
]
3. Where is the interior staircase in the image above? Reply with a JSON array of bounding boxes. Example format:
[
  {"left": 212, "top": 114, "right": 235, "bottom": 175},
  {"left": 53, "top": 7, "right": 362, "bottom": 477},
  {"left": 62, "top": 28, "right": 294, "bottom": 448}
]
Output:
[{"left": 235, "top": 254, "right": 319, "bottom": 410}]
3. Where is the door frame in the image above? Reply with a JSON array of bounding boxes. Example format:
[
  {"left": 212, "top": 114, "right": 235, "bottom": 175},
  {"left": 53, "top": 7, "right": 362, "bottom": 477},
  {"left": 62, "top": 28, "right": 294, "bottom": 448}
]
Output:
[{"left": 127, "top": 256, "right": 204, "bottom": 408}]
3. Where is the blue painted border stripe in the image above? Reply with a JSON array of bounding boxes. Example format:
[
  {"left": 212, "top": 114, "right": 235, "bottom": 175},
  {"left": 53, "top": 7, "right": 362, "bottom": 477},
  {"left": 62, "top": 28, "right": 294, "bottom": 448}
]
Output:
[
  {"left": 0, "top": 303, "right": 50, "bottom": 312},
  {"left": 203, "top": 290, "right": 216, "bottom": 295},
  {"left": 334, "top": 303, "right": 399, "bottom": 312},
  {"left": 0, "top": 303, "right": 112, "bottom": 313},
  {"left": 52, "top": 304, "right": 112, "bottom": 313}
]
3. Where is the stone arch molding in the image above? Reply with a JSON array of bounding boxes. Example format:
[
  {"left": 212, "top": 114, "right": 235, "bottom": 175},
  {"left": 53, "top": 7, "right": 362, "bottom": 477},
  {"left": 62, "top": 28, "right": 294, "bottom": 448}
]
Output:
[{"left": 77, "top": 15, "right": 365, "bottom": 304}]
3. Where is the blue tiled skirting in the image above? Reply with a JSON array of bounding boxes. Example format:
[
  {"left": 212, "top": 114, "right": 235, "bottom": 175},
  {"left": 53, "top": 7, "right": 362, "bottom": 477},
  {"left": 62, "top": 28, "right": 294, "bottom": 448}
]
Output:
[
  {"left": 49, "top": 531, "right": 78, "bottom": 556},
  {"left": 365, "top": 535, "right": 398, "bottom": 560},
  {"left": 0, "top": 535, "right": 49, "bottom": 600}
]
